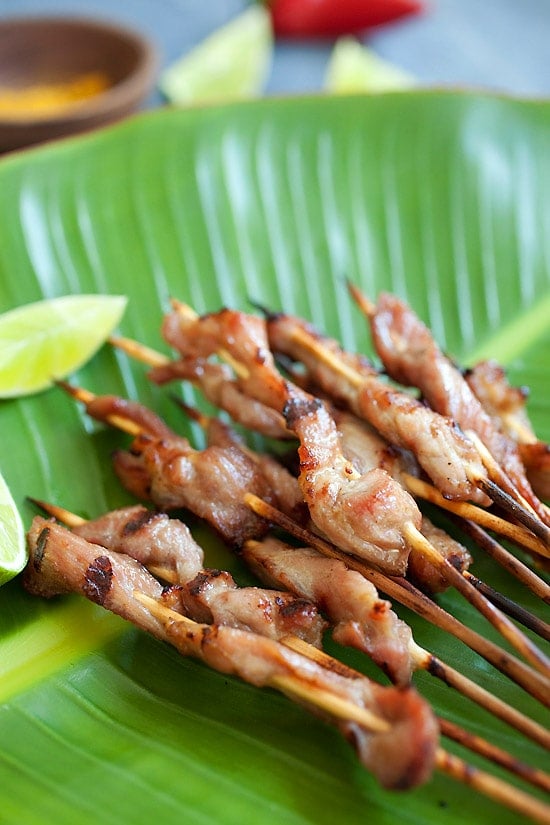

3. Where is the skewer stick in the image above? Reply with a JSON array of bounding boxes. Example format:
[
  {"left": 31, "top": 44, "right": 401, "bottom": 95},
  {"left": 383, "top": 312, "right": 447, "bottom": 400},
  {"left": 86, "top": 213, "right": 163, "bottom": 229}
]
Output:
[
  {"left": 136, "top": 592, "right": 550, "bottom": 824},
  {"left": 244, "top": 494, "right": 550, "bottom": 712},
  {"left": 462, "top": 571, "right": 550, "bottom": 641},
  {"left": 455, "top": 517, "right": 550, "bottom": 604},
  {"left": 29, "top": 496, "right": 550, "bottom": 782},
  {"left": 109, "top": 335, "right": 171, "bottom": 368},
  {"left": 135, "top": 591, "right": 390, "bottom": 734},
  {"left": 403, "top": 473, "right": 549, "bottom": 559},
  {"left": 55, "top": 381, "right": 143, "bottom": 438},
  {"left": 402, "top": 522, "right": 550, "bottom": 677}
]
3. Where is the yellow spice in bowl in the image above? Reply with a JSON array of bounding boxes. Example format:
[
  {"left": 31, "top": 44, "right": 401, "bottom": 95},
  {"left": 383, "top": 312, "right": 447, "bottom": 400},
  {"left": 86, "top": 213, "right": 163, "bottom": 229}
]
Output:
[{"left": 0, "top": 71, "right": 110, "bottom": 120}]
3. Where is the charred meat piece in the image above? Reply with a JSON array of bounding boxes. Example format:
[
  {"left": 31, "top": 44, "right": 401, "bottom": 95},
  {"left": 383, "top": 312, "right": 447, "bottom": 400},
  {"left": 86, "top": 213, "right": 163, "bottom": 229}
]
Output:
[
  {"left": 74, "top": 505, "right": 326, "bottom": 646},
  {"left": 242, "top": 535, "right": 415, "bottom": 686},
  {"left": 334, "top": 409, "right": 472, "bottom": 594},
  {"left": 149, "top": 356, "right": 290, "bottom": 440},
  {"left": 24, "top": 516, "right": 165, "bottom": 639},
  {"left": 24, "top": 517, "right": 439, "bottom": 791}
]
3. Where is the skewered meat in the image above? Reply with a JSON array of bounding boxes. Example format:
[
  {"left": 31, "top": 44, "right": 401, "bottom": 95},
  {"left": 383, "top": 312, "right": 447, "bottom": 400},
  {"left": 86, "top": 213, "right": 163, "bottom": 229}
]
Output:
[
  {"left": 368, "top": 292, "right": 547, "bottom": 520},
  {"left": 265, "top": 311, "right": 490, "bottom": 505},
  {"left": 24, "top": 517, "right": 165, "bottom": 639},
  {"left": 160, "top": 306, "right": 420, "bottom": 575},
  {"left": 333, "top": 408, "right": 472, "bottom": 593},
  {"left": 242, "top": 535, "right": 416, "bottom": 685},
  {"left": 84, "top": 395, "right": 292, "bottom": 546},
  {"left": 24, "top": 517, "right": 439, "bottom": 791},
  {"left": 73, "top": 504, "right": 326, "bottom": 646}
]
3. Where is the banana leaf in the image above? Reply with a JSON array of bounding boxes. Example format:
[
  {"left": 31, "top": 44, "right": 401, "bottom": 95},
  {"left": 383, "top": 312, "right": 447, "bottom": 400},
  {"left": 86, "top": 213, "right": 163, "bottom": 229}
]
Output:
[{"left": 0, "top": 91, "right": 549, "bottom": 824}]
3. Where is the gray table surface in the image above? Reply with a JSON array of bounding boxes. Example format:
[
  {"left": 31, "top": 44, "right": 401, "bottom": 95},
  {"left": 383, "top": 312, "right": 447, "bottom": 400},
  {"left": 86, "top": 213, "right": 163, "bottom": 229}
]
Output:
[{"left": 1, "top": 0, "right": 549, "bottom": 106}]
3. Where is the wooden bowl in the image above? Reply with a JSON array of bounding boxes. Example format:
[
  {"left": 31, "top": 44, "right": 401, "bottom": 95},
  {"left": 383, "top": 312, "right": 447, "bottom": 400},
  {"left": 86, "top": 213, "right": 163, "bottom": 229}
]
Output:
[{"left": 0, "top": 16, "right": 157, "bottom": 152}]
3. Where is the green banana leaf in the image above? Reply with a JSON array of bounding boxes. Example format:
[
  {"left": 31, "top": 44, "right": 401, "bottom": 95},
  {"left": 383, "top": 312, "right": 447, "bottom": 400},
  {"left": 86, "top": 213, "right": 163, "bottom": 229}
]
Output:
[{"left": 0, "top": 91, "right": 549, "bottom": 825}]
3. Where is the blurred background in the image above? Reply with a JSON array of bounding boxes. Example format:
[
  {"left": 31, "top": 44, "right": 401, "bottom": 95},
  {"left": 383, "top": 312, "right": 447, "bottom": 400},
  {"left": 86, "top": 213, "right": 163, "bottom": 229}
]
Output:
[{"left": 1, "top": 0, "right": 549, "bottom": 106}]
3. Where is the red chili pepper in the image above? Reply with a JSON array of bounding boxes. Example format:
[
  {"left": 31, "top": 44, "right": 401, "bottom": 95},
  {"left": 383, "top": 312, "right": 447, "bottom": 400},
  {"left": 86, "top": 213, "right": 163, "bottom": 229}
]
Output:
[{"left": 268, "top": 0, "right": 423, "bottom": 38}]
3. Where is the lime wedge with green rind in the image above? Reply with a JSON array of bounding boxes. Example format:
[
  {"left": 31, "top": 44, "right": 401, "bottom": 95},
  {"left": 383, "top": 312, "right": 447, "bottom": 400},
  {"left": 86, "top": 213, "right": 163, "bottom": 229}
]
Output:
[
  {"left": 0, "top": 471, "right": 26, "bottom": 586},
  {"left": 159, "top": 6, "right": 273, "bottom": 106},
  {"left": 325, "top": 37, "right": 416, "bottom": 94},
  {"left": 0, "top": 294, "right": 127, "bottom": 398}
]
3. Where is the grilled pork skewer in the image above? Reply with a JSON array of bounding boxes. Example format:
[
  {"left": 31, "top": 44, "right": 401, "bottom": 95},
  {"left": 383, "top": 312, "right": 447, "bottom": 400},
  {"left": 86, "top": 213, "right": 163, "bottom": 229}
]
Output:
[
  {"left": 139, "top": 596, "right": 550, "bottom": 825},
  {"left": 23, "top": 516, "right": 438, "bottom": 791},
  {"left": 244, "top": 493, "right": 550, "bottom": 711},
  {"left": 153, "top": 306, "right": 550, "bottom": 675},
  {"left": 332, "top": 407, "right": 550, "bottom": 626},
  {"left": 23, "top": 520, "right": 550, "bottom": 822},
  {"left": 32, "top": 499, "right": 548, "bottom": 790},
  {"left": 350, "top": 285, "right": 550, "bottom": 533},
  {"left": 264, "top": 305, "right": 550, "bottom": 549},
  {"left": 32, "top": 492, "right": 550, "bottom": 750},
  {"left": 113, "top": 333, "right": 547, "bottom": 560},
  {"left": 114, "top": 333, "right": 550, "bottom": 614},
  {"left": 242, "top": 534, "right": 550, "bottom": 751}
]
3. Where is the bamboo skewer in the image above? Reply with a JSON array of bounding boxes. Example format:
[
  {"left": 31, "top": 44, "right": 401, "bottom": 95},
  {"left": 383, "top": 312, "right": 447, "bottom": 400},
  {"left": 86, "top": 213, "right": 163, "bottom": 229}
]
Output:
[
  {"left": 403, "top": 473, "right": 549, "bottom": 559},
  {"left": 455, "top": 517, "right": 550, "bottom": 604},
  {"left": 135, "top": 592, "right": 550, "bottom": 825},
  {"left": 30, "top": 496, "right": 550, "bottom": 786},
  {"left": 244, "top": 494, "right": 550, "bottom": 714},
  {"left": 401, "top": 521, "right": 550, "bottom": 676},
  {"left": 462, "top": 571, "right": 550, "bottom": 641}
]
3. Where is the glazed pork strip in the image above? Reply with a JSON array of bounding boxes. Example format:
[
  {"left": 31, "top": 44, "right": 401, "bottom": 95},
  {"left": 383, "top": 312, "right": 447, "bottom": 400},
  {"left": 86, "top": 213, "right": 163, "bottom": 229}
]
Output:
[
  {"left": 24, "top": 516, "right": 165, "bottom": 639},
  {"left": 465, "top": 360, "right": 550, "bottom": 502},
  {"left": 160, "top": 307, "right": 420, "bottom": 576},
  {"left": 24, "top": 517, "right": 439, "bottom": 791},
  {"left": 112, "top": 433, "right": 275, "bottom": 546},
  {"left": 73, "top": 505, "right": 326, "bottom": 647},
  {"left": 334, "top": 408, "right": 472, "bottom": 594},
  {"left": 199, "top": 414, "right": 307, "bottom": 525},
  {"left": 368, "top": 293, "right": 546, "bottom": 519},
  {"left": 242, "top": 535, "right": 415, "bottom": 686},
  {"left": 84, "top": 395, "right": 288, "bottom": 546},
  {"left": 265, "top": 312, "right": 489, "bottom": 506}
]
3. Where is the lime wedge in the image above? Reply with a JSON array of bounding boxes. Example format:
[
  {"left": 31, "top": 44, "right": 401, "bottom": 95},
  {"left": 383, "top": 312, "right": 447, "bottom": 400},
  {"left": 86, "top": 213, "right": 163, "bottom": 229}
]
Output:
[
  {"left": 0, "top": 471, "right": 26, "bottom": 586},
  {"left": 159, "top": 7, "right": 273, "bottom": 106},
  {"left": 0, "top": 294, "right": 127, "bottom": 398},
  {"left": 325, "top": 37, "right": 416, "bottom": 94}
]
